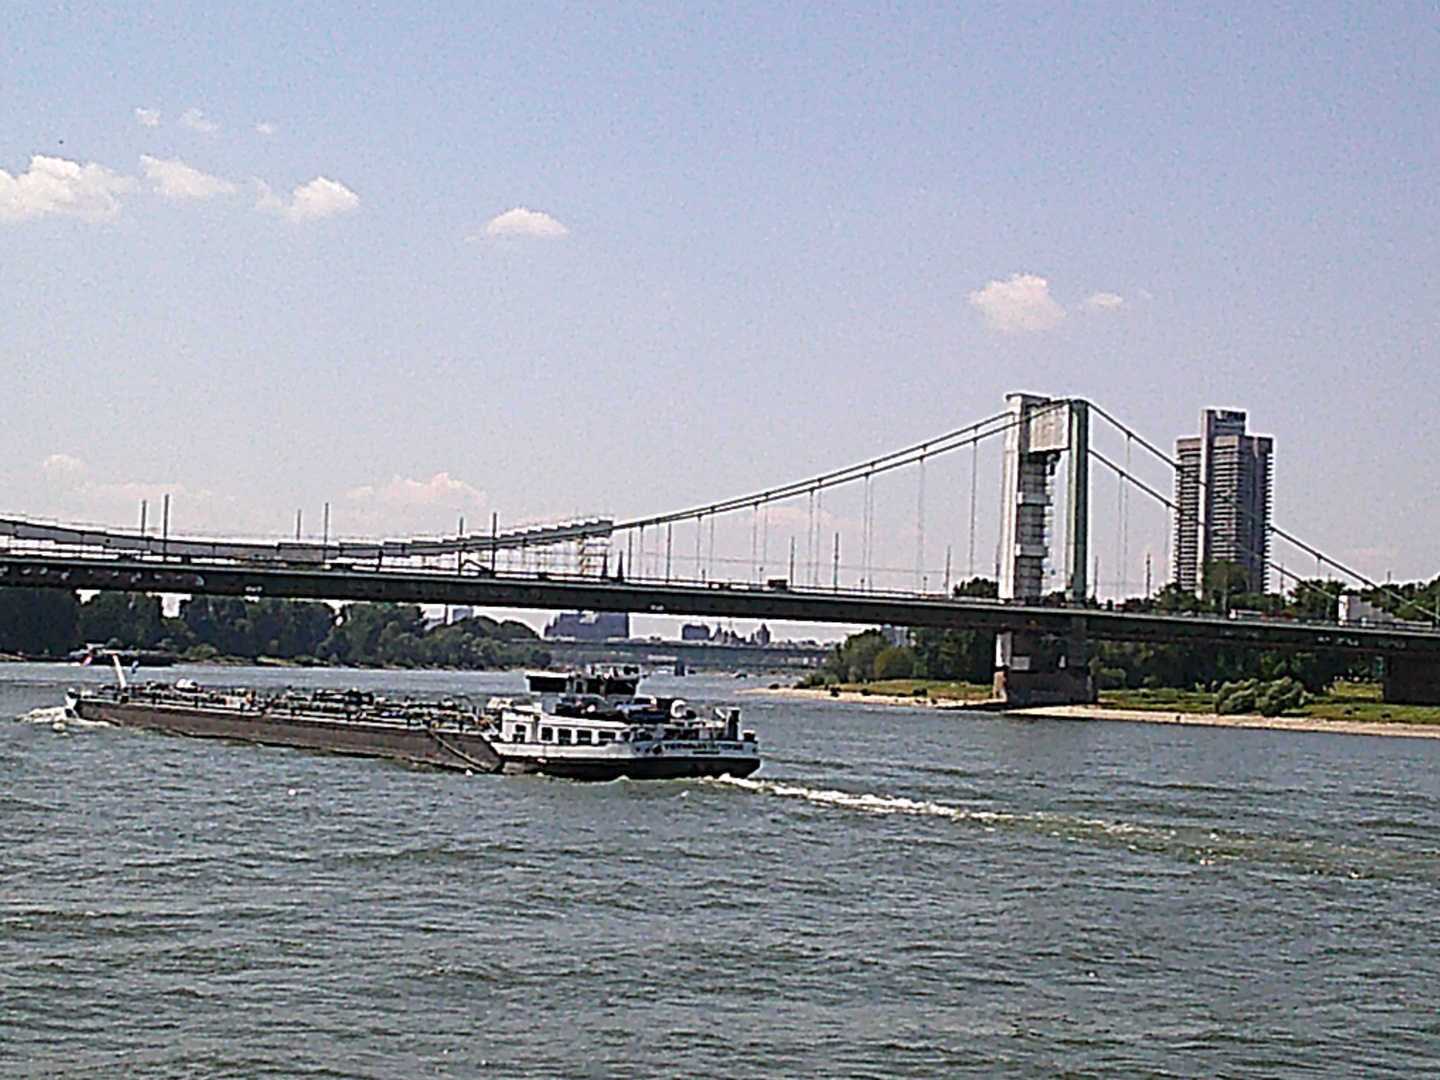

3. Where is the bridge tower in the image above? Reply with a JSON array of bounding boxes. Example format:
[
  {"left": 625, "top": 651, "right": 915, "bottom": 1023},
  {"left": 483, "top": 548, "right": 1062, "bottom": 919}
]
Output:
[{"left": 993, "top": 393, "right": 1096, "bottom": 705}]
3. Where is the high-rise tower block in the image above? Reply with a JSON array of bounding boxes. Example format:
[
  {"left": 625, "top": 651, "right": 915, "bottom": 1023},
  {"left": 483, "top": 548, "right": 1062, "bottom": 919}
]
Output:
[{"left": 1174, "top": 409, "right": 1273, "bottom": 596}]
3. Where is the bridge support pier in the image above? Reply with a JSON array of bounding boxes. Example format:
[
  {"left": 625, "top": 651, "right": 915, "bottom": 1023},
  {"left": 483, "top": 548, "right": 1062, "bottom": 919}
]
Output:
[
  {"left": 992, "top": 626, "right": 1096, "bottom": 707},
  {"left": 1382, "top": 656, "right": 1440, "bottom": 705},
  {"left": 991, "top": 394, "right": 1096, "bottom": 706}
]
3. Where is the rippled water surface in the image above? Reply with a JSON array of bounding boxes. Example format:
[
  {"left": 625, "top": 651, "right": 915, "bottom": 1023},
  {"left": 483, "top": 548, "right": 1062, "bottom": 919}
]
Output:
[{"left": 4, "top": 662, "right": 1440, "bottom": 1078}]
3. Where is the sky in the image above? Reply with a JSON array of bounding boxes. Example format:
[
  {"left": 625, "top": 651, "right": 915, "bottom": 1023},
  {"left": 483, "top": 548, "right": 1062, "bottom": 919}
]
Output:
[{"left": 4, "top": 1, "right": 1440, "bottom": 626}]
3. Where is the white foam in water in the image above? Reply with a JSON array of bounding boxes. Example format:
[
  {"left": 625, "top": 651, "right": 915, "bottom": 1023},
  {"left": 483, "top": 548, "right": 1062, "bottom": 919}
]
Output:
[
  {"left": 718, "top": 775, "right": 1166, "bottom": 839},
  {"left": 716, "top": 774, "right": 1015, "bottom": 826},
  {"left": 17, "top": 705, "right": 112, "bottom": 730},
  {"left": 713, "top": 775, "right": 1246, "bottom": 860},
  {"left": 713, "top": 775, "right": 1440, "bottom": 880}
]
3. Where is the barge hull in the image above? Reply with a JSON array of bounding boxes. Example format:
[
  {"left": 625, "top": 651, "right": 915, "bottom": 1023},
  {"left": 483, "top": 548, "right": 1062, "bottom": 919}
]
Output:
[
  {"left": 74, "top": 700, "right": 503, "bottom": 773},
  {"left": 501, "top": 756, "right": 762, "bottom": 782}
]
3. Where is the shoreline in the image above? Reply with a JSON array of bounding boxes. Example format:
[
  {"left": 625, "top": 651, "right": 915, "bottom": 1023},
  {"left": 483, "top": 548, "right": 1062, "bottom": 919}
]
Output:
[{"left": 744, "top": 686, "right": 1440, "bottom": 739}]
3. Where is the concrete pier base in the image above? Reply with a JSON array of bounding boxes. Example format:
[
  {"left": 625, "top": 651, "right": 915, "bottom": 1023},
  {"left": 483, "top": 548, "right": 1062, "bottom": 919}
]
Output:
[
  {"left": 992, "top": 667, "right": 1097, "bottom": 707},
  {"left": 1383, "top": 656, "right": 1440, "bottom": 705},
  {"left": 992, "top": 629, "right": 1097, "bottom": 707}
]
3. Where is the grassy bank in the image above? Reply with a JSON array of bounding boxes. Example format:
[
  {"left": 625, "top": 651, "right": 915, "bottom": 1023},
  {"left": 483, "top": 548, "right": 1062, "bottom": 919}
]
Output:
[
  {"left": 824, "top": 679, "right": 994, "bottom": 702},
  {"left": 1101, "top": 681, "right": 1440, "bottom": 726},
  {"left": 811, "top": 678, "right": 1440, "bottom": 726}
]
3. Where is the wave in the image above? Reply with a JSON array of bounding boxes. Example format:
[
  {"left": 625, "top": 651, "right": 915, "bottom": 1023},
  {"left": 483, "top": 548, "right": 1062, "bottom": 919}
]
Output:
[
  {"left": 716, "top": 775, "right": 1019, "bottom": 825},
  {"left": 712, "top": 775, "right": 1440, "bottom": 882}
]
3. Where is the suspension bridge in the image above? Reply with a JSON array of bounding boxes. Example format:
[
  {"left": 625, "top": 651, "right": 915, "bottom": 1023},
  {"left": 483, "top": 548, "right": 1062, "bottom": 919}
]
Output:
[{"left": 4, "top": 393, "right": 1438, "bottom": 704}]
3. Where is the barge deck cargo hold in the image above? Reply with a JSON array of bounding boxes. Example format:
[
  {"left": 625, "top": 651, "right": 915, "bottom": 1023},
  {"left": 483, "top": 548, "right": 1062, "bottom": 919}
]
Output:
[{"left": 68, "top": 684, "right": 504, "bottom": 772}]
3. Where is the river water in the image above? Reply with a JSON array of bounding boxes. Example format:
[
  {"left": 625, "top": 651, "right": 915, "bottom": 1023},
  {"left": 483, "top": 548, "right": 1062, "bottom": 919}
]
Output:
[{"left": 3, "top": 662, "right": 1439, "bottom": 1078}]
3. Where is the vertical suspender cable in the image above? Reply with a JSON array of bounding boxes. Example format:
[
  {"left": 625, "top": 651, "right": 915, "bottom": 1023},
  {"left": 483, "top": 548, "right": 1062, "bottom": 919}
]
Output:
[
  {"left": 751, "top": 505, "right": 758, "bottom": 582},
  {"left": 806, "top": 489, "right": 816, "bottom": 586},
  {"left": 817, "top": 489, "right": 829, "bottom": 587},
  {"left": 863, "top": 472, "right": 874, "bottom": 591},
  {"left": 916, "top": 454, "right": 926, "bottom": 593},
  {"left": 1114, "top": 445, "right": 1124, "bottom": 600},
  {"left": 761, "top": 503, "right": 770, "bottom": 581},
  {"left": 967, "top": 440, "right": 978, "bottom": 581},
  {"left": 1121, "top": 435, "right": 1131, "bottom": 598}
]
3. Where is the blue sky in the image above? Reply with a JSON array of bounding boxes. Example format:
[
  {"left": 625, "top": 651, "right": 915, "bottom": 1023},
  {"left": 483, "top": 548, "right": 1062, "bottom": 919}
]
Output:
[{"left": 3, "top": 1, "right": 1439, "bottom": 600}]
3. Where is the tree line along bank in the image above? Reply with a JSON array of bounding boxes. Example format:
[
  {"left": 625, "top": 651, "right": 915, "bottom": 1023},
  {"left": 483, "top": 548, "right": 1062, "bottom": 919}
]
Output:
[
  {"left": 0, "top": 589, "right": 550, "bottom": 670},
  {"left": 808, "top": 570, "right": 1440, "bottom": 695}
]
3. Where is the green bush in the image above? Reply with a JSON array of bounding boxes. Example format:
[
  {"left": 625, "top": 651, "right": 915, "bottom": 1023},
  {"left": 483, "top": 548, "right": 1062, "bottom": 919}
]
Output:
[
  {"left": 1216, "top": 680, "right": 1258, "bottom": 714},
  {"left": 1215, "top": 677, "right": 1308, "bottom": 716},
  {"left": 1257, "top": 677, "right": 1307, "bottom": 716},
  {"left": 1096, "top": 666, "right": 1128, "bottom": 690}
]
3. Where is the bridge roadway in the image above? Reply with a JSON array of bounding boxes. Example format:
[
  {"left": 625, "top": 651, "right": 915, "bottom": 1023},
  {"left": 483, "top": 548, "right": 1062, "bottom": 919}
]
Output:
[{"left": 4, "top": 552, "right": 1440, "bottom": 659}]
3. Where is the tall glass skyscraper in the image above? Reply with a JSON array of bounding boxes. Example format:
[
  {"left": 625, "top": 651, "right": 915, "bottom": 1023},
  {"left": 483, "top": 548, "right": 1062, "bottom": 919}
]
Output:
[{"left": 1174, "top": 409, "right": 1274, "bottom": 595}]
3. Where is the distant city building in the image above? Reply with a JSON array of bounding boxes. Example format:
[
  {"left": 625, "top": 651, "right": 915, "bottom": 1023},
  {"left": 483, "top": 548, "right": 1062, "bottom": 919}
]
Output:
[
  {"left": 543, "top": 611, "right": 630, "bottom": 641},
  {"left": 1174, "top": 409, "right": 1274, "bottom": 595},
  {"left": 1338, "top": 595, "right": 1432, "bottom": 630},
  {"left": 448, "top": 605, "right": 474, "bottom": 624},
  {"left": 678, "top": 622, "right": 773, "bottom": 645}
]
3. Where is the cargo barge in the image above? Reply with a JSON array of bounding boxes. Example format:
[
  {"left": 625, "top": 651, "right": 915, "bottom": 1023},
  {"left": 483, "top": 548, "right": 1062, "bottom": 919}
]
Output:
[{"left": 65, "top": 669, "right": 761, "bottom": 781}]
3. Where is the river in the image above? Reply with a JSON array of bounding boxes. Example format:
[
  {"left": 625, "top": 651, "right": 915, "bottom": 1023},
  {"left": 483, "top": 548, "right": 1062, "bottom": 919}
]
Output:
[{"left": 4, "top": 662, "right": 1439, "bottom": 1078}]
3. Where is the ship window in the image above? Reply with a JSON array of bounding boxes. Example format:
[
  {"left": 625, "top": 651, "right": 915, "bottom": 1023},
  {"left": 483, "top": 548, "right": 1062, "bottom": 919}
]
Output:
[
  {"left": 540, "top": 727, "right": 554, "bottom": 742},
  {"left": 597, "top": 731, "right": 614, "bottom": 743},
  {"left": 558, "top": 729, "right": 573, "bottom": 745},
  {"left": 575, "top": 730, "right": 593, "bottom": 744},
  {"left": 511, "top": 727, "right": 526, "bottom": 743}
]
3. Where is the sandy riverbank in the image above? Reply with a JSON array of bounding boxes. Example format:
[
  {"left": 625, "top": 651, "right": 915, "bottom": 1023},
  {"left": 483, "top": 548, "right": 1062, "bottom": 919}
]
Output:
[
  {"left": 745, "top": 686, "right": 983, "bottom": 709},
  {"left": 743, "top": 686, "right": 1440, "bottom": 739}
]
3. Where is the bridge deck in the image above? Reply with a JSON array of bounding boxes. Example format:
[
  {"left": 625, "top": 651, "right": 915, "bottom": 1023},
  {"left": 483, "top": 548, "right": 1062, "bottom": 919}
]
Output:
[{"left": 4, "top": 554, "right": 1439, "bottom": 658}]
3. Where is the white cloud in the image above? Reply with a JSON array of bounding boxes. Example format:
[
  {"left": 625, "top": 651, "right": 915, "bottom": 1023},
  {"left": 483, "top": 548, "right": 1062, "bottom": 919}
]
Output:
[
  {"left": 346, "top": 473, "right": 486, "bottom": 509},
  {"left": 0, "top": 155, "right": 135, "bottom": 223},
  {"left": 255, "top": 121, "right": 275, "bottom": 135},
  {"left": 42, "top": 453, "right": 87, "bottom": 477},
  {"left": 968, "top": 273, "right": 1067, "bottom": 333},
  {"left": 258, "top": 176, "right": 360, "bottom": 222},
  {"left": 140, "top": 156, "right": 235, "bottom": 200},
  {"left": 477, "top": 206, "right": 569, "bottom": 240},
  {"left": 1083, "top": 291, "right": 1124, "bottom": 310},
  {"left": 290, "top": 176, "right": 359, "bottom": 221},
  {"left": 178, "top": 108, "right": 218, "bottom": 134},
  {"left": 134, "top": 107, "right": 161, "bottom": 128}
]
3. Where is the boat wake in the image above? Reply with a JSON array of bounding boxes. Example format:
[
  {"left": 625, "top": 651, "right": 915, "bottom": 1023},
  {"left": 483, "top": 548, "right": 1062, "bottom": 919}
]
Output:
[
  {"left": 715, "top": 774, "right": 1020, "bottom": 826},
  {"left": 712, "top": 775, "right": 1440, "bottom": 882}
]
